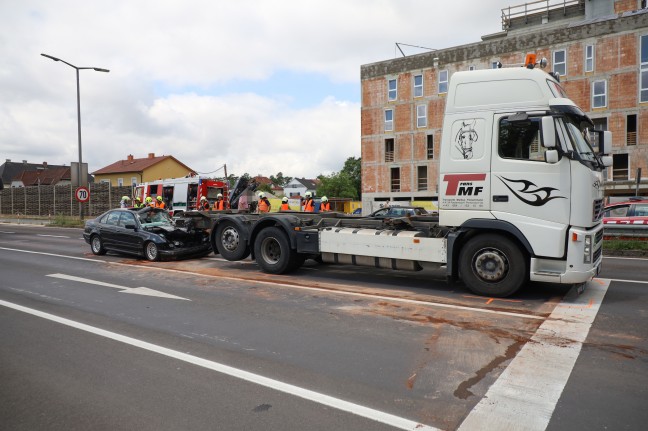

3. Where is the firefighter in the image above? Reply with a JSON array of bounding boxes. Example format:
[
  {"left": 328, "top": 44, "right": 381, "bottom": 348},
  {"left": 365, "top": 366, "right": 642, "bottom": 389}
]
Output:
[
  {"left": 280, "top": 197, "right": 290, "bottom": 211},
  {"left": 199, "top": 196, "right": 210, "bottom": 210},
  {"left": 120, "top": 196, "right": 130, "bottom": 208},
  {"left": 133, "top": 197, "right": 144, "bottom": 208},
  {"left": 213, "top": 193, "right": 226, "bottom": 211},
  {"left": 320, "top": 196, "right": 331, "bottom": 212},
  {"left": 155, "top": 195, "right": 166, "bottom": 209},
  {"left": 257, "top": 192, "right": 271, "bottom": 213},
  {"left": 302, "top": 191, "right": 315, "bottom": 212},
  {"left": 145, "top": 196, "right": 154, "bottom": 207}
]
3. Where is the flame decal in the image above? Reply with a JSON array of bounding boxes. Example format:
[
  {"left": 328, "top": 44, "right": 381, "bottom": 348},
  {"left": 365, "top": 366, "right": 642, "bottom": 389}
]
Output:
[{"left": 497, "top": 176, "right": 566, "bottom": 206}]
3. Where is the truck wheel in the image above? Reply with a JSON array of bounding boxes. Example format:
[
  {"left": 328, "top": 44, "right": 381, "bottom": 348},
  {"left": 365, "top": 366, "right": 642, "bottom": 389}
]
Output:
[
  {"left": 458, "top": 234, "right": 527, "bottom": 297},
  {"left": 215, "top": 220, "right": 250, "bottom": 260},
  {"left": 254, "top": 227, "right": 298, "bottom": 274}
]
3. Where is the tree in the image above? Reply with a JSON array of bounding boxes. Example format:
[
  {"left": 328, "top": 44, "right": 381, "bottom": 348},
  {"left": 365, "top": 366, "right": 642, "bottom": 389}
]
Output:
[
  {"left": 269, "top": 172, "right": 292, "bottom": 187},
  {"left": 341, "top": 156, "right": 361, "bottom": 199},
  {"left": 317, "top": 171, "right": 358, "bottom": 199}
]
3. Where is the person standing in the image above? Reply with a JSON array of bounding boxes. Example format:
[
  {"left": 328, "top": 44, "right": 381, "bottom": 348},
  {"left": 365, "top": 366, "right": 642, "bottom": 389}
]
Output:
[
  {"left": 145, "top": 196, "right": 154, "bottom": 207},
  {"left": 302, "top": 191, "right": 315, "bottom": 212},
  {"left": 213, "top": 193, "right": 227, "bottom": 210},
  {"left": 280, "top": 197, "right": 290, "bottom": 211},
  {"left": 320, "top": 196, "right": 331, "bottom": 212},
  {"left": 257, "top": 192, "right": 271, "bottom": 213},
  {"left": 199, "top": 196, "right": 210, "bottom": 211},
  {"left": 120, "top": 196, "right": 130, "bottom": 208},
  {"left": 133, "top": 197, "right": 144, "bottom": 208},
  {"left": 154, "top": 195, "right": 166, "bottom": 209}
]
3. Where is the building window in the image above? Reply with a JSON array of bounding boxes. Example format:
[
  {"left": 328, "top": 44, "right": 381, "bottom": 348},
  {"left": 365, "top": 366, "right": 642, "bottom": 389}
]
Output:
[
  {"left": 438, "top": 70, "right": 448, "bottom": 94},
  {"left": 101, "top": 179, "right": 110, "bottom": 184},
  {"left": 417, "top": 105, "right": 427, "bottom": 128},
  {"left": 388, "top": 78, "right": 397, "bottom": 101},
  {"left": 553, "top": 49, "right": 566, "bottom": 76},
  {"left": 585, "top": 45, "right": 594, "bottom": 72},
  {"left": 117, "top": 178, "right": 124, "bottom": 186},
  {"left": 627, "top": 114, "right": 637, "bottom": 146},
  {"left": 613, "top": 153, "right": 629, "bottom": 180},
  {"left": 390, "top": 167, "right": 400, "bottom": 192},
  {"left": 592, "top": 80, "right": 607, "bottom": 108},
  {"left": 385, "top": 109, "right": 393, "bottom": 132},
  {"left": 427, "top": 134, "right": 434, "bottom": 159},
  {"left": 469, "top": 65, "right": 476, "bottom": 71},
  {"left": 641, "top": 35, "right": 648, "bottom": 103},
  {"left": 131, "top": 177, "right": 138, "bottom": 186},
  {"left": 385, "top": 138, "right": 395, "bottom": 162},
  {"left": 413, "top": 74, "right": 423, "bottom": 98},
  {"left": 417, "top": 166, "right": 428, "bottom": 191}
]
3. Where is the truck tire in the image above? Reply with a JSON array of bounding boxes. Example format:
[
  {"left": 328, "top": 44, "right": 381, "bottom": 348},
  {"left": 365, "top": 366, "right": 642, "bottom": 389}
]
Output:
[
  {"left": 458, "top": 233, "right": 527, "bottom": 297},
  {"left": 215, "top": 220, "right": 250, "bottom": 260},
  {"left": 254, "top": 227, "right": 298, "bottom": 274}
]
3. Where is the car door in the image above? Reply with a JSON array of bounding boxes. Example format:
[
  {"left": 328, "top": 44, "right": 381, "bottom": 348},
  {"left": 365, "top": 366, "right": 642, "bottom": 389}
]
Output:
[
  {"left": 116, "top": 211, "right": 142, "bottom": 253},
  {"left": 99, "top": 211, "right": 121, "bottom": 248}
]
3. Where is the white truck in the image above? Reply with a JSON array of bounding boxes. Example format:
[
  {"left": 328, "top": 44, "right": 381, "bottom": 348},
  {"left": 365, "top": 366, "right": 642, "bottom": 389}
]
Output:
[{"left": 197, "top": 61, "right": 611, "bottom": 297}]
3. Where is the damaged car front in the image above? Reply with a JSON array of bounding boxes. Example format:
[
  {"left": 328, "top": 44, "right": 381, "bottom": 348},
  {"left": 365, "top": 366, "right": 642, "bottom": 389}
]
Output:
[{"left": 84, "top": 207, "right": 212, "bottom": 261}]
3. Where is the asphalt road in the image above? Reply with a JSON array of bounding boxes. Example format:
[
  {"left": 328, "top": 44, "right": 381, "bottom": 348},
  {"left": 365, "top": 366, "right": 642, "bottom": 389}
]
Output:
[{"left": 0, "top": 224, "right": 646, "bottom": 430}]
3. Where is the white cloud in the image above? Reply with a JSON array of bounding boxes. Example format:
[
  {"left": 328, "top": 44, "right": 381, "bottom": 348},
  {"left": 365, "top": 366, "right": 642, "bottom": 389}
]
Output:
[{"left": 1, "top": 0, "right": 513, "bottom": 178}]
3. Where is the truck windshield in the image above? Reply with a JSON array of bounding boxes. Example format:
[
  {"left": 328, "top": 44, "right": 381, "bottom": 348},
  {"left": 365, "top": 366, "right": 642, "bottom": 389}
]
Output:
[{"left": 562, "top": 115, "right": 598, "bottom": 163}]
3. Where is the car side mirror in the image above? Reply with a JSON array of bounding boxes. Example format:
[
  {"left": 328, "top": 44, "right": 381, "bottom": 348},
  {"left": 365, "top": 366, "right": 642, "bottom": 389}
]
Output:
[
  {"left": 125, "top": 224, "right": 137, "bottom": 230},
  {"left": 545, "top": 149, "right": 559, "bottom": 164},
  {"left": 541, "top": 116, "right": 556, "bottom": 148}
]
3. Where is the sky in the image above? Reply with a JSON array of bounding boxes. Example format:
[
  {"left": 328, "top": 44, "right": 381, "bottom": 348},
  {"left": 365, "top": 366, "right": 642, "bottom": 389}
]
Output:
[{"left": 0, "top": 0, "right": 517, "bottom": 180}]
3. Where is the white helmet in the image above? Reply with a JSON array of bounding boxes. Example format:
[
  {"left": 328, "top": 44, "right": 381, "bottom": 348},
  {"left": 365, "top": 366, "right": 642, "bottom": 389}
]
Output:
[
  {"left": 282, "top": 197, "right": 288, "bottom": 203},
  {"left": 217, "top": 193, "right": 223, "bottom": 198},
  {"left": 305, "top": 191, "right": 312, "bottom": 198},
  {"left": 259, "top": 192, "right": 265, "bottom": 198},
  {"left": 321, "top": 196, "right": 328, "bottom": 202},
  {"left": 200, "top": 196, "right": 207, "bottom": 201},
  {"left": 121, "top": 195, "right": 130, "bottom": 201}
]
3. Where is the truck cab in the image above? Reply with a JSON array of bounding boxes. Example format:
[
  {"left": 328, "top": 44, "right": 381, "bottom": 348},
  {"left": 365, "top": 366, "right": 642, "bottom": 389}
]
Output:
[{"left": 439, "top": 66, "right": 611, "bottom": 294}]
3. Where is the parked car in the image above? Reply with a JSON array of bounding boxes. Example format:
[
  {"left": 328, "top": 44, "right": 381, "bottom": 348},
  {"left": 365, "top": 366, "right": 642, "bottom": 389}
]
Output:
[
  {"left": 367, "top": 206, "right": 429, "bottom": 218},
  {"left": 602, "top": 198, "right": 648, "bottom": 225},
  {"left": 83, "top": 207, "right": 212, "bottom": 261}
]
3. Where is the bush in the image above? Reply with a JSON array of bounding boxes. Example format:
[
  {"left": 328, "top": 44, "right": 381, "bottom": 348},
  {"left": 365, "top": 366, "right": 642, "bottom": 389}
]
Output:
[{"left": 49, "top": 213, "right": 85, "bottom": 228}]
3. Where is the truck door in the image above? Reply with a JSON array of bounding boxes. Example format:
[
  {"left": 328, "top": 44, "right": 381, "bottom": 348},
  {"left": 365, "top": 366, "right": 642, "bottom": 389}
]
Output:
[{"left": 490, "top": 113, "right": 570, "bottom": 258}]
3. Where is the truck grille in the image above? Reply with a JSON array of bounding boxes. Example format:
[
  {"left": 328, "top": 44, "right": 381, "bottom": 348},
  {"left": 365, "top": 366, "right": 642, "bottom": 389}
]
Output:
[
  {"left": 592, "top": 199, "right": 604, "bottom": 222},
  {"left": 595, "top": 229, "right": 604, "bottom": 245}
]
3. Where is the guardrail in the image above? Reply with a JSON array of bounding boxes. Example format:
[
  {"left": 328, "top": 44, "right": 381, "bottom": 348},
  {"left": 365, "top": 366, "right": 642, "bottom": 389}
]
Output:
[{"left": 604, "top": 224, "right": 648, "bottom": 240}]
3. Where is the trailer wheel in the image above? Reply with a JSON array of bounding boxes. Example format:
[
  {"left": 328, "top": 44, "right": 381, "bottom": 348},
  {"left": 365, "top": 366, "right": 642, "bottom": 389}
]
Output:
[
  {"left": 458, "top": 233, "right": 527, "bottom": 297},
  {"left": 215, "top": 220, "right": 250, "bottom": 260},
  {"left": 254, "top": 227, "right": 298, "bottom": 274}
]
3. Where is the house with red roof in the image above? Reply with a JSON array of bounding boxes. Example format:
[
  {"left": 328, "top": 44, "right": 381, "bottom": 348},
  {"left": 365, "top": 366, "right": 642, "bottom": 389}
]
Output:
[{"left": 92, "top": 153, "right": 195, "bottom": 187}]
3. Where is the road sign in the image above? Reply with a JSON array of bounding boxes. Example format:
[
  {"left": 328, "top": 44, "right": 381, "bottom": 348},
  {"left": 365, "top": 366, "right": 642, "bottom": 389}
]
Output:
[{"left": 75, "top": 186, "right": 90, "bottom": 203}]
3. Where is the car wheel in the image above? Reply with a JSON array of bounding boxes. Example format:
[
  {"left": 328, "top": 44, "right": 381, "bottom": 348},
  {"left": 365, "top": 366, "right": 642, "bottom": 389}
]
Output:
[
  {"left": 90, "top": 235, "right": 107, "bottom": 255},
  {"left": 144, "top": 241, "right": 160, "bottom": 262},
  {"left": 458, "top": 233, "right": 527, "bottom": 298},
  {"left": 215, "top": 220, "right": 250, "bottom": 260}
]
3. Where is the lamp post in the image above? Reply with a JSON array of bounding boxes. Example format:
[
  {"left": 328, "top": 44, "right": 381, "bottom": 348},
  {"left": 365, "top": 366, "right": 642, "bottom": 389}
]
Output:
[{"left": 41, "top": 53, "right": 109, "bottom": 220}]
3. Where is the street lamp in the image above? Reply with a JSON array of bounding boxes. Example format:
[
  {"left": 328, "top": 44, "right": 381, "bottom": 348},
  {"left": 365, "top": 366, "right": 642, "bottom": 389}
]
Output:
[{"left": 41, "top": 53, "right": 109, "bottom": 220}]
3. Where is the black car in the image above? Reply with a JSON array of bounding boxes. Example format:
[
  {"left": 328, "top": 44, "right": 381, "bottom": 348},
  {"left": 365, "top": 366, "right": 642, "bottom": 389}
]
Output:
[
  {"left": 367, "top": 206, "right": 429, "bottom": 218},
  {"left": 83, "top": 207, "right": 211, "bottom": 261}
]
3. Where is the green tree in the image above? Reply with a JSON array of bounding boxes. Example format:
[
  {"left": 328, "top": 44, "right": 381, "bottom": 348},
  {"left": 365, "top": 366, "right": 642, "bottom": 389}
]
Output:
[
  {"left": 269, "top": 172, "right": 292, "bottom": 187},
  {"left": 317, "top": 171, "right": 358, "bottom": 199},
  {"left": 341, "top": 156, "right": 361, "bottom": 199}
]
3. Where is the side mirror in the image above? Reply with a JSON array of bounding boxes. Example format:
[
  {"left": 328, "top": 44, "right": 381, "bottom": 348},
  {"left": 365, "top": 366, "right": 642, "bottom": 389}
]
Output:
[
  {"left": 601, "top": 155, "right": 613, "bottom": 167},
  {"left": 542, "top": 116, "right": 556, "bottom": 148},
  {"left": 125, "top": 224, "right": 137, "bottom": 230},
  {"left": 601, "top": 131, "right": 612, "bottom": 154},
  {"left": 545, "top": 149, "right": 559, "bottom": 164}
]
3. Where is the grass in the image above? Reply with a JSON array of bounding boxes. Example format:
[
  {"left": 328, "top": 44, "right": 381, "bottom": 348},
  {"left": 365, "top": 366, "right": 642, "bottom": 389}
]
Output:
[
  {"left": 48, "top": 214, "right": 86, "bottom": 228},
  {"left": 603, "top": 239, "right": 648, "bottom": 251}
]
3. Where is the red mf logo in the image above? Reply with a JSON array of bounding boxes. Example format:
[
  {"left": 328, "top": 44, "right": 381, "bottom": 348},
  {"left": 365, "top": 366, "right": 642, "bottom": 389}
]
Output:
[{"left": 443, "top": 174, "right": 486, "bottom": 196}]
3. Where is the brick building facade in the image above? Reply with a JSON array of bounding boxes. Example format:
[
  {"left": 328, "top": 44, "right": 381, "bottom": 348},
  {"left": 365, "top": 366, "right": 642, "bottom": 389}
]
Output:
[{"left": 360, "top": 0, "right": 648, "bottom": 210}]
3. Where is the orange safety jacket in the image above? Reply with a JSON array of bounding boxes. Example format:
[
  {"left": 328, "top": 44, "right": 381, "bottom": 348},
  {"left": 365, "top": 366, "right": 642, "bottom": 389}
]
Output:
[
  {"left": 154, "top": 201, "right": 166, "bottom": 209},
  {"left": 303, "top": 198, "right": 314, "bottom": 212},
  {"left": 258, "top": 198, "right": 270, "bottom": 213},
  {"left": 214, "top": 199, "right": 226, "bottom": 210},
  {"left": 280, "top": 203, "right": 290, "bottom": 211},
  {"left": 320, "top": 201, "right": 331, "bottom": 211}
]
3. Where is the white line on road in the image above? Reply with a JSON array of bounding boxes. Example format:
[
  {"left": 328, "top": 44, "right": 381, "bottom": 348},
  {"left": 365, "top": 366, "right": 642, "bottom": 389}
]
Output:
[
  {"left": 37, "top": 234, "right": 70, "bottom": 238},
  {"left": 47, "top": 273, "right": 189, "bottom": 300},
  {"left": 457, "top": 279, "right": 610, "bottom": 431},
  {"left": 0, "top": 231, "right": 15, "bottom": 234},
  {"left": 0, "top": 246, "right": 544, "bottom": 320},
  {"left": 598, "top": 277, "right": 648, "bottom": 285},
  {"left": 603, "top": 255, "right": 648, "bottom": 261},
  {"left": 0, "top": 299, "right": 439, "bottom": 431}
]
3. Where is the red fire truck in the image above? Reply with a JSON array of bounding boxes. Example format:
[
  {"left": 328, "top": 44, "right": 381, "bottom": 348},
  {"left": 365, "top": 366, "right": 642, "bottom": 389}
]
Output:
[{"left": 134, "top": 176, "right": 228, "bottom": 216}]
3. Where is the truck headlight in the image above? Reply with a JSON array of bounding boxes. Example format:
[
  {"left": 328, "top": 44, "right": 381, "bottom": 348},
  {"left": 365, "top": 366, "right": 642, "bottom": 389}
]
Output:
[{"left": 583, "top": 235, "right": 592, "bottom": 264}]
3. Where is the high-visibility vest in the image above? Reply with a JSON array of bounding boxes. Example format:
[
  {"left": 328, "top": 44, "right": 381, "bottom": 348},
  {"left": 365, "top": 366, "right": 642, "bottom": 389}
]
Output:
[
  {"left": 155, "top": 201, "right": 166, "bottom": 209},
  {"left": 303, "top": 198, "right": 314, "bottom": 212},
  {"left": 258, "top": 198, "right": 270, "bottom": 213},
  {"left": 214, "top": 199, "right": 226, "bottom": 210},
  {"left": 280, "top": 203, "right": 290, "bottom": 211},
  {"left": 320, "top": 201, "right": 331, "bottom": 211}
]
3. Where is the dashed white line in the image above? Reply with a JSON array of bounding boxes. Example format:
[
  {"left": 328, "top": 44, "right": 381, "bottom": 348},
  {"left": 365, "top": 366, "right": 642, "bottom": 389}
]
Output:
[
  {"left": 37, "top": 234, "right": 70, "bottom": 238},
  {"left": 0, "top": 299, "right": 439, "bottom": 431}
]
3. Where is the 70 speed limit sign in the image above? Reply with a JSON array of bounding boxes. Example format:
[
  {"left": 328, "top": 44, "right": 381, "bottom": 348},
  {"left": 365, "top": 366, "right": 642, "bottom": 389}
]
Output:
[{"left": 75, "top": 186, "right": 90, "bottom": 203}]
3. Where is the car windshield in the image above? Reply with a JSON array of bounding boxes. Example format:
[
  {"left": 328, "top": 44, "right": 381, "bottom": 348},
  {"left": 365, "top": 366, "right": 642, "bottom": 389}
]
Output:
[{"left": 139, "top": 210, "right": 173, "bottom": 226}]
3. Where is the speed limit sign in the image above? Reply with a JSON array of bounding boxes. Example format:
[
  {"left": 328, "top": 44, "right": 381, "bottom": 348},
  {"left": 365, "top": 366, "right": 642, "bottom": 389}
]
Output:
[{"left": 75, "top": 186, "right": 90, "bottom": 203}]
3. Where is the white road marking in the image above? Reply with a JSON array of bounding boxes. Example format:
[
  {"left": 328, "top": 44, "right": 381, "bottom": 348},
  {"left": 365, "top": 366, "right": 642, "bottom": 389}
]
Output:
[
  {"left": 598, "top": 277, "right": 648, "bottom": 285},
  {"left": 457, "top": 279, "right": 610, "bottom": 431},
  {"left": 0, "top": 231, "right": 15, "bottom": 234},
  {"left": 37, "top": 234, "right": 70, "bottom": 238},
  {"left": 603, "top": 255, "right": 648, "bottom": 261},
  {"left": 0, "top": 299, "right": 439, "bottom": 431},
  {"left": 0, "top": 246, "right": 543, "bottom": 320},
  {"left": 47, "top": 273, "right": 189, "bottom": 300}
]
